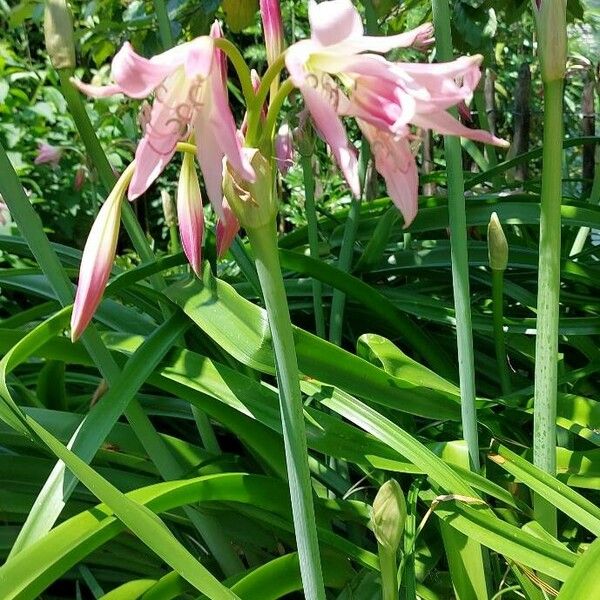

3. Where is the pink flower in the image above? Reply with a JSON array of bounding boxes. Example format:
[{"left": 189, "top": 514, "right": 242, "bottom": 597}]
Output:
[
  {"left": 35, "top": 142, "right": 62, "bottom": 167},
  {"left": 72, "top": 23, "right": 254, "bottom": 207},
  {"left": 274, "top": 123, "right": 294, "bottom": 175},
  {"left": 260, "top": 0, "right": 285, "bottom": 67},
  {"left": 72, "top": 22, "right": 256, "bottom": 273},
  {"left": 285, "top": 0, "right": 508, "bottom": 226}
]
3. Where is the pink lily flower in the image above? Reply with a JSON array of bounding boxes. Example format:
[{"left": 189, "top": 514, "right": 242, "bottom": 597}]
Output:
[
  {"left": 285, "top": 0, "right": 508, "bottom": 226},
  {"left": 35, "top": 142, "right": 62, "bottom": 167},
  {"left": 73, "top": 22, "right": 256, "bottom": 274},
  {"left": 72, "top": 23, "right": 254, "bottom": 206}
]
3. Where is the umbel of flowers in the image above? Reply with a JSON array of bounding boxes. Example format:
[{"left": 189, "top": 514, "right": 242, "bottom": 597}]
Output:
[{"left": 71, "top": 0, "right": 506, "bottom": 339}]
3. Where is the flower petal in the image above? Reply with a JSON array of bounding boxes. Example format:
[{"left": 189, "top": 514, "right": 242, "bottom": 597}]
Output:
[
  {"left": 412, "top": 109, "right": 509, "bottom": 147},
  {"left": 300, "top": 76, "right": 360, "bottom": 197},
  {"left": 128, "top": 69, "right": 194, "bottom": 199},
  {"left": 177, "top": 152, "right": 204, "bottom": 276},
  {"left": 207, "top": 58, "right": 255, "bottom": 183},
  {"left": 343, "top": 22, "right": 435, "bottom": 54},
  {"left": 71, "top": 187, "right": 123, "bottom": 341},
  {"left": 194, "top": 116, "right": 226, "bottom": 217},
  {"left": 359, "top": 121, "right": 418, "bottom": 227},
  {"left": 309, "top": 0, "right": 362, "bottom": 47}
]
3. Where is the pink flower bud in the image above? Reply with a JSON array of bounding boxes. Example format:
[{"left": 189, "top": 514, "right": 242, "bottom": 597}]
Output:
[
  {"left": 260, "top": 0, "right": 285, "bottom": 67},
  {"left": 73, "top": 166, "right": 87, "bottom": 191},
  {"left": 71, "top": 165, "right": 133, "bottom": 341},
  {"left": 177, "top": 152, "right": 205, "bottom": 277},
  {"left": 216, "top": 198, "right": 240, "bottom": 258},
  {"left": 275, "top": 123, "right": 294, "bottom": 175}
]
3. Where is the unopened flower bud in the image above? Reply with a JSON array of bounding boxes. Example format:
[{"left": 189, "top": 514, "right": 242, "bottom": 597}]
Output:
[
  {"left": 371, "top": 479, "right": 406, "bottom": 553},
  {"left": 294, "top": 110, "right": 315, "bottom": 157},
  {"left": 487, "top": 212, "right": 508, "bottom": 271},
  {"left": 73, "top": 166, "right": 86, "bottom": 191},
  {"left": 260, "top": 0, "right": 285, "bottom": 67},
  {"left": 275, "top": 123, "right": 294, "bottom": 175},
  {"left": 177, "top": 152, "right": 205, "bottom": 277},
  {"left": 44, "top": 0, "right": 76, "bottom": 70},
  {"left": 71, "top": 165, "right": 133, "bottom": 341},
  {"left": 160, "top": 189, "right": 176, "bottom": 228},
  {"left": 531, "top": 0, "right": 567, "bottom": 82},
  {"left": 223, "top": 148, "right": 277, "bottom": 230}
]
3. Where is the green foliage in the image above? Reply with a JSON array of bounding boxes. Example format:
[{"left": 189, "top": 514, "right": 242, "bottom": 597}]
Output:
[{"left": 0, "top": 0, "right": 598, "bottom": 599}]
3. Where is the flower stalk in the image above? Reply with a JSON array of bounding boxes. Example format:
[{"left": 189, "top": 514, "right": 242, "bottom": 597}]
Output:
[
  {"left": 531, "top": 0, "right": 567, "bottom": 537},
  {"left": 488, "top": 212, "right": 511, "bottom": 395},
  {"left": 532, "top": 78, "right": 564, "bottom": 536},
  {"left": 223, "top": 145, "right": 325, "bottom": 598},
  {"left": 246, "top": 221, "right": 326, "bottom": 600},
  {"left": 431, "top": 0, "right": 480, "bottom": 471}
]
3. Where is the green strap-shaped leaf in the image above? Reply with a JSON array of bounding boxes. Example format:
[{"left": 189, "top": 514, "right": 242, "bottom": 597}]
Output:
[
  {"left": 0, "top": 311, "right": 237, "bottom": 600},
  {"left": 165, "top": 269, "right": 462, "bottom": 421}
]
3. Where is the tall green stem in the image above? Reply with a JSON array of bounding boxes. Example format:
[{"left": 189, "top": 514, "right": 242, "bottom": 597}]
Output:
[
  {"left": 533, "top": 80, "right": 564, "bottom": 536},
  {"left": 431, "top": 0, "right": 480, "bottom": 471},
  {"left": 246, "top": 222, "right": 325, "bottom": 600},
  {"left": 492, "top": 269, "right": 511, "bottom": 395},
  {"left": 300, "top": 153, "right": 326, "bottom": 337}
]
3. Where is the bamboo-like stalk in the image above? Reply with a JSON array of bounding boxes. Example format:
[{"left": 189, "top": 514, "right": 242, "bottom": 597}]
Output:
[
  {"left": 533, "top": 79, "right": 564, "bottom": 536},
  {"left": 431, "top": 0, "right": 481, "bottom": 471},
  {"left": 247, "top": 221, "right": 326, "bottom": 600}
]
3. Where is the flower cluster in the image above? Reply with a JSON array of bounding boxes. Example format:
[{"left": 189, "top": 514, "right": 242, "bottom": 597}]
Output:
[
  {"left": 70, "top": 0, "right": 506, "bottom": 340},
  {"left": 286, "top": 0, "right": 508, "bottom": 226}
]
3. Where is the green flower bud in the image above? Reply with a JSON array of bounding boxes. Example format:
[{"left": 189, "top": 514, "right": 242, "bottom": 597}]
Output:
[
  {"left": 531, "top": 0, "right": 567, "bottom": 82},
  {"left": 44, "top": 0, "right": 76, "bottom": 70},
  {"left": 223, "top": 149, "right": 277, "bottom": 230},
  {"left": 487, "top": 212, "right": 508, "bottom": 271},
  {"left": 160, "top": 189, "right": 176, "bottom": 228},
  {"left": 371, "top": 479, "right": 406, "bottom": 553}
]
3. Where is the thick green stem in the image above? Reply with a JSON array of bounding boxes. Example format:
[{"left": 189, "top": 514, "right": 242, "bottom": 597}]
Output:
[
  {"left": 533, "top": 80, "right": 564, "bottom": 536},
  {"left": 246, "top": 222, "right": 325, "bottom": 600},
  {"left": 378, "top": 543, "right": 398, "bottom": 600},
  {"left": 300, "top": 153, "right": 326, "bottom": 337},
  {"left": 432, "top": 0, "right": 480, "bottom": 472},
  {"left": 491, "top": 269, "right": 511, "bottom": 395}
]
